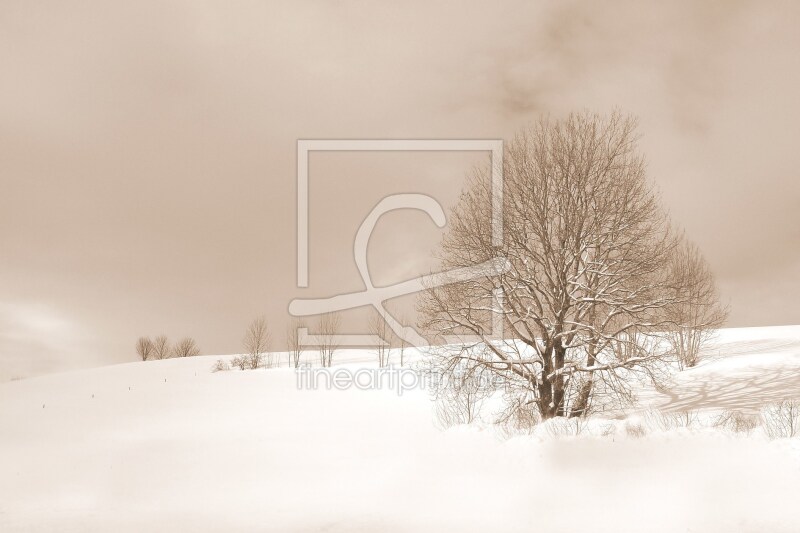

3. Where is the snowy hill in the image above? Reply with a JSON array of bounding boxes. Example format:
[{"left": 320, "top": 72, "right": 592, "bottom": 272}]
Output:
[{"left": 2, "top": 326, "right": 800, "bottom": 532}]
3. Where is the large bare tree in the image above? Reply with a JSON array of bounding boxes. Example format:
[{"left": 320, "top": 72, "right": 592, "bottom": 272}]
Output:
[
  {"left": 419, "top": 112, "right": 725, "bottom": 420},
  {"left": 243, "top": 316, "right": 271, "bottom": 369}
]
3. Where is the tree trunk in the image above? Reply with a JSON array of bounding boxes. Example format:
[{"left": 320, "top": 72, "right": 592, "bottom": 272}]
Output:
[
  {"left": 553, "top": 342, "right": 567, "bottom": 417},
  {"left": 570, "top": 380, "right": 593, "bottom": 418}
]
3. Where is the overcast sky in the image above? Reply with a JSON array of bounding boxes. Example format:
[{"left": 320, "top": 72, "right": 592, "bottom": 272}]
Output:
[{"left": 1, "top": 0, "right": 799, "bottom": 380}]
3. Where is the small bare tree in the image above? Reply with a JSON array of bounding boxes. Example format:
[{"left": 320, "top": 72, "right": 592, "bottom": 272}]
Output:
[
  {"left": 172, "top": 337, "right": 200, "bottom": 358},
  {"left": 369, "top": 311, "right": 391, "bottom": 367},
  {"left": 243, "top": 316, "right": 271, "bottom": 369},
  {"left": 287, "top": 317, "right": 306, "bottom": 368},
  {"left": 665, "top": 241, "right": 728, "bottom": 369},
  {"left": 318, "top": 312, "right": 340, "bottom": 368},
  {"left": 394, "top": 309, "right": 409, "bottom": 367},
  {"left": 136, "top": 336, "right": 154, "bottom": 361},
  {"left": 153, "top": 335, "right": 170, "bottom": 360}
]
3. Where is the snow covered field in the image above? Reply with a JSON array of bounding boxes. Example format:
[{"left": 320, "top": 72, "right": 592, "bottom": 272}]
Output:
[{"left": 2, "top": 326, "right": 800, "bottom": 532}]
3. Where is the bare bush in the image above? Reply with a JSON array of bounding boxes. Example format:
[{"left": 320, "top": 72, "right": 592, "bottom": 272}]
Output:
[
  {"left": 542, "top": 416, "right": 587, "bottom": 438},
  {"left": 434, "top": 384, "right": 485, "bottom": 429},
  {"left": 714, "top": 410, "right": 759, "bottom": 434},
  {"left": 642, "top": 410, "right": 699, "bottom": 431},
  {"left": 318, "top": 312, "right": 340, "bottom": 368},
  {"left": 212, "top": 359, "right": 230, "bottom": 372},
  {"left": 600, "top": 423, "right": 618, "bottom": 438},
  {"left": 243, "top": 316, "right": 271, "bottom": 369},
  {"left": 432, "top": 359, "right": 492, "bottom": 429},
  {"left": 624, "top": 419, "right": 648, "bottom": 439},
  {"left": 153, "top": 335, "right": 170, "bottom": 360},
  {"left": 419, "top": 112, "right": 724, "bottom": 421},
  {"left": 172, "top": 337, "right": 200, "bottom": 358},
  {"left": 761, "top": 400, "right": 800, "bottom": 439},
  {"left": 231, "top": 354, "right": 248, "bottom": 371},
  {"left": 136, "top": 336, "right": 154, "bottom": 361},
  {"left": 494, "top": 391, "right": 541, "bottom": 436}
]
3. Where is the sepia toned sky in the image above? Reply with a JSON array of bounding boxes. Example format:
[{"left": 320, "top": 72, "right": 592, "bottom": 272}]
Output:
[{"left": 1, "top": 0, "right": 799, "bottom": 380}]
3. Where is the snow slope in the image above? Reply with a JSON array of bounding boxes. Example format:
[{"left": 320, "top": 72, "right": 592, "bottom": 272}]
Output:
[
  {"left": 644, "top": 325, "right": 800, "bottom": 413},
  {"left": 2, "top": 326, "right": 800, "bottom": 532}
]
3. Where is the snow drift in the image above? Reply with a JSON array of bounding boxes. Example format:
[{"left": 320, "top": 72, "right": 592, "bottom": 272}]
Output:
[{"left": 2, "top": 326, "right": 800, "bottom": 532}]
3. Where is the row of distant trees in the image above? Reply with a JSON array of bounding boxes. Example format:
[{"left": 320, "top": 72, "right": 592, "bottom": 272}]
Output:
[
  {"left": 136, "top": 335, "right": 200, "bottom": 361},
  {"left": 285, "top": 314, "right": 340, "bottom": 368},
  {"left": 287, "top": 311, "right": 408, "bottom": 369},
  {"left": 139, "top": 310, "right": 413, "bottom": 370},
  {"left": 214, "top": 313, "right": 344, "bottom": 370},
  {"left": 233, "top": 313, "right": 343, "bottom": 370},
  {"left": 134, "top": 312, "right": 343, "bottom": 368}
]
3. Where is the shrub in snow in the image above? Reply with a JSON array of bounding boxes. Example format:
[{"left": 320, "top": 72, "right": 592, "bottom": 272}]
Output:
[
  {"left": 431, "top": 364, "right": 491, "bottom": 429},
  {"left": 600, "top": 423, "right": 618, "bottom": 438},
  {"left": 231, "top": 355, "right": 248, "bottom": 371},
  {"left": 495, "top": 395, "right": 541, "bottom": 436},
  {"left": 714, "top": 410, "right": 760, "bottom": 434},
  {"left": 624, "top": 418, "right": 647, "bottom": 439},
  {"left": 434, "top": 391, "right": 484, "bottom": 429},
  {"left": 641, "top": 410, "right": 699, "bottom": 432},
  {"left": 761, "top": 399, "right": 800, "bottom": 439},
  {"left": 246, "top": 352, "right": 263, "bottom": 370},
  {"left": 212, "top": 359, "right": 230, "bottom": 373},
  {"left": 541, "top": 417, "right": 586, "bottom": 438}
]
